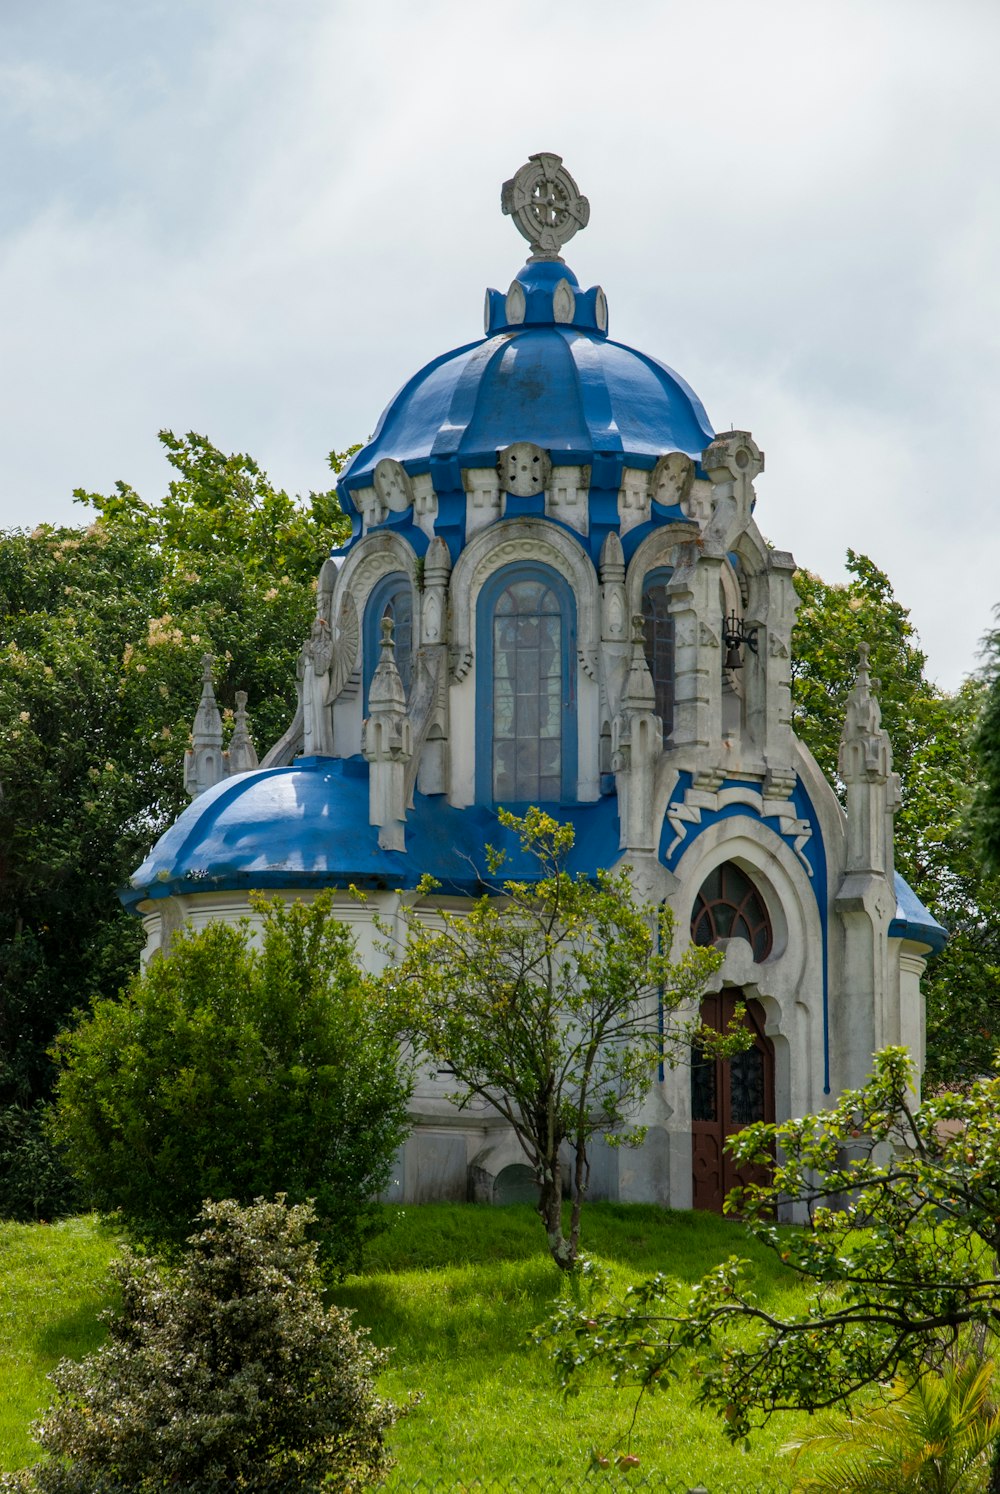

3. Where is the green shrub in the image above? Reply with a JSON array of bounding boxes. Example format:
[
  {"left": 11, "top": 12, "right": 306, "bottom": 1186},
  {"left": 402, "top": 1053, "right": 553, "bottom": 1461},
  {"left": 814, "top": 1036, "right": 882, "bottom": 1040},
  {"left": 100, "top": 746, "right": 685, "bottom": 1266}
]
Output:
[
  {"left": 50, "top": 894, "right": 411, "bottom": 1273},
  {"left": 1, "top": 1197, "right": 399, "bottom": 1493}
]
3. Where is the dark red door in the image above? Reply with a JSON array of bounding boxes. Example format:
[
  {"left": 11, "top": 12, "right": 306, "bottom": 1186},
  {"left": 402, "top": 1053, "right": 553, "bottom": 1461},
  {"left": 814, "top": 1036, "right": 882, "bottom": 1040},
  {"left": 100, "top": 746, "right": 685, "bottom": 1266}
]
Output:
[{"left": 691, "top": 992, "right": 775, "bottom": 1214}]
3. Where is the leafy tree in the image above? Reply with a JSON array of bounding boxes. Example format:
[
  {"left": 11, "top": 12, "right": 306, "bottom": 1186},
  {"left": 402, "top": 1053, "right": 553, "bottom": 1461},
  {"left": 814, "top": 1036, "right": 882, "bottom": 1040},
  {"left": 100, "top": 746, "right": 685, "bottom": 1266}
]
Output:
[
  {"left": 784, "top": 1354, "right": 1000, "bottom": 1493},
  {"left": 975, "top": 616, "right": 1000, "bottom": 877},
  {"left": 542, "top": 1047, "right": 1000, "bottom": 1488},
  {"left": 51, "top": 894, "right": 411, "bottom": 1273},
  {"left": 0, "top": 433, "right": 349, "bottom": 1207},
  {"left": 382, "top": 807, "right": 725, "bottom": 1272},
  {"left": 1, "top": 1196, "right": 399, "bottom": 1494},
  {"left": 791, "top": 551, "right": 1000, "bottom": 1087}
]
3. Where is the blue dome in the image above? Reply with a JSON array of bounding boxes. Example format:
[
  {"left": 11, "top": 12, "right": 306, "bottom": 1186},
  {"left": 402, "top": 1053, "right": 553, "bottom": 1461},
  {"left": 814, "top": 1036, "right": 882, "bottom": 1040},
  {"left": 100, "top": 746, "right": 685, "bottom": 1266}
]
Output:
[
  {"left": 337, "top": 258, "right": 714, "bottom": 547},
  {"left": 122, "top": 757, "right": 621, "bottom": 911}
]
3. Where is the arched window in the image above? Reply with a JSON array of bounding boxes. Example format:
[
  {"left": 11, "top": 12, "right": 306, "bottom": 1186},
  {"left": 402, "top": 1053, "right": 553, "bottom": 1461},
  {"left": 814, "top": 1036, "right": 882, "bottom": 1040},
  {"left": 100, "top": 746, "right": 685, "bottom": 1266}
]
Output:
[
  {"left": 642, "top": 568, "right": 674, "bottom": 742},
  {"left": 691, "top": 862, "right": 772, "bottom": 961},
  {"left": 363, "top": 571, "right": 413, "bottom": 709},
  {"left": 476, "top": 564, "right": 576, "bottom": 805}
]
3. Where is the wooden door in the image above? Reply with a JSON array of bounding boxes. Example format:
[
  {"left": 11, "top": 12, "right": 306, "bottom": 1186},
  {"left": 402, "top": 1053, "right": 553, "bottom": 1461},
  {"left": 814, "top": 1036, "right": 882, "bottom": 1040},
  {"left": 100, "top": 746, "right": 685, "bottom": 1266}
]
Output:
[{"left": 691, "top": 992, "right": 775, "bottom": 1214}]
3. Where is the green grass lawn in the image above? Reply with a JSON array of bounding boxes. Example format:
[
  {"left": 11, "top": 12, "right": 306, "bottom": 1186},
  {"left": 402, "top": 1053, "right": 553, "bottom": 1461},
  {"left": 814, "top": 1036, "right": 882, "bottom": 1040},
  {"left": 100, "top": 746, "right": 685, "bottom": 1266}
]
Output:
[
  {"left": 1, "top": 1204, "right": 813, "bottom": 1491},
  {"left": 0, "top": 1215, "right": 121, "bottom": 1472}
]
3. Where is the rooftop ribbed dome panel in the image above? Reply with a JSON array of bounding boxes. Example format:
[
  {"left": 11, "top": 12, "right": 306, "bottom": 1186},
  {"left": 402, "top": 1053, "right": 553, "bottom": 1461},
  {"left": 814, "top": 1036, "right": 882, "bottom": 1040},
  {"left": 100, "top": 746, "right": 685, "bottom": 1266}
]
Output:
[{"left": 337, "top": 258, "right": 714, "bottom": 501}]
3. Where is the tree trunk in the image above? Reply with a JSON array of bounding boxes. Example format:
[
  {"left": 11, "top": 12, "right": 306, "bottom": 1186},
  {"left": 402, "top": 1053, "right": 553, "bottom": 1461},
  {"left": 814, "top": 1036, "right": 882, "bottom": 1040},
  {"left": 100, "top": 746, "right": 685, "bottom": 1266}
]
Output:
[{"left": 537, "top": 1159, "right": 574, "bottom": 1271}]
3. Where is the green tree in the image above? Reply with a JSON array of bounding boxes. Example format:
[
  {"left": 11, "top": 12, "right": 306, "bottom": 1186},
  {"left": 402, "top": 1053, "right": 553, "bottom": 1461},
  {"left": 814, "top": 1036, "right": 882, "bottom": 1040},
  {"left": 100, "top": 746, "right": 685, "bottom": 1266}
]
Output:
[
  {"left": 974, "top": 616, "right": 1000, "bottom": 877},
  {"left": 0, "top": 433, "right": 350, "bottom": 1211},
  {"left": 791, "top": 551, "right": 1000, "bottom": 1087},
  {"left": 51, "top": 894, "right": 410, "bottom": 1274},
  {"left": 542, "top": 1047, "right": 1000, "bottom": 1489},
  {"left": 382, "top": 807, "right": 725, "bottom": 1272},
  {"left": 1, "top": 1196, "right": 399, "bottom": 1494}
]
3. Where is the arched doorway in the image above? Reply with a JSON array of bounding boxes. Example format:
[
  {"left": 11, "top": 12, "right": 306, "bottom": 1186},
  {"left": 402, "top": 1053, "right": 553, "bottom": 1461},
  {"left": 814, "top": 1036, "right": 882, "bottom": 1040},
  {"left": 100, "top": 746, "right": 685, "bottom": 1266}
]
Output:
[{"left": 691, "top": 991, "right": 775, "bottom": 1213}]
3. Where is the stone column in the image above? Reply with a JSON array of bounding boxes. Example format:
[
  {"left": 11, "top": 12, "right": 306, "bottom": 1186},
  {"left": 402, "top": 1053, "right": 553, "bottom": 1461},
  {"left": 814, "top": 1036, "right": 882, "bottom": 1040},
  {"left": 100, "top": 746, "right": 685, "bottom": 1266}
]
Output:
[{"left": 834, "top": 646, "right": 900, "bottom": 1081}]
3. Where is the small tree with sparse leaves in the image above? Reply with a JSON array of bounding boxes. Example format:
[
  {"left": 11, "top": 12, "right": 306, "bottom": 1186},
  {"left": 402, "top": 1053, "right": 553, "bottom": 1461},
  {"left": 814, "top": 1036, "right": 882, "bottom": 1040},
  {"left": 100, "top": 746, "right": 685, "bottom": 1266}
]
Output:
[
  {"left": 380, "top": 807, "right": 726, "bottom": 1273},
  {"left": 1, "top": 1197, "right": 399, "bottom": 1494}
]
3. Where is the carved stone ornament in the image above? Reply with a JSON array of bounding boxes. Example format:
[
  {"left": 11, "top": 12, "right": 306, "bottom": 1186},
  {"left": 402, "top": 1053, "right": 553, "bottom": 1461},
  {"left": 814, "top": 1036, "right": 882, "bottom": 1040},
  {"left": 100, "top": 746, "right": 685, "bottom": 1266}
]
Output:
[
  {"left": 651, "top": 451, "right": 694, "bottom": 509},
  {"left": 501, "top": 153, "right": 590, "bottom": 261},
  {"left": 496, "top": 442, "right": 551, "bottom": 497},
  {"left": 373, "top": 458, "right": 414, "bottom": 514}
]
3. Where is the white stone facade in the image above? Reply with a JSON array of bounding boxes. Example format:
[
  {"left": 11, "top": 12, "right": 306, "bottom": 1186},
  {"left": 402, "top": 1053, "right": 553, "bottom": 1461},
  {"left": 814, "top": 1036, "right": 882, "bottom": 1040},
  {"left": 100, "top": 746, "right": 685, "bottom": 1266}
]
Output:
[{"left": 130, "top": 160, "right": 944, "bottom": 1213}]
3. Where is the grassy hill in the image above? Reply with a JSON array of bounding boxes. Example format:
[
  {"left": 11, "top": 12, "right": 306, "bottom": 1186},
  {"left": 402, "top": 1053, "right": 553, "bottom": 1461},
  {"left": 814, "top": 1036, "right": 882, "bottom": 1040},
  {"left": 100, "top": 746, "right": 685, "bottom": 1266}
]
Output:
[{"left": 1, "top": 1204, "right": 811, "bottom": 1491}]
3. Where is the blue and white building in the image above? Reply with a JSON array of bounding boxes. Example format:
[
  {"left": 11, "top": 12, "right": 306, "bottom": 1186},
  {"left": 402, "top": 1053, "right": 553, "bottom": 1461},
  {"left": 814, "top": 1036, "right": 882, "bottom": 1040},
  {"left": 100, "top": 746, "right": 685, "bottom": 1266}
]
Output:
[{"left": 124, "top": 155, "right": 944, "bottom": 1212}]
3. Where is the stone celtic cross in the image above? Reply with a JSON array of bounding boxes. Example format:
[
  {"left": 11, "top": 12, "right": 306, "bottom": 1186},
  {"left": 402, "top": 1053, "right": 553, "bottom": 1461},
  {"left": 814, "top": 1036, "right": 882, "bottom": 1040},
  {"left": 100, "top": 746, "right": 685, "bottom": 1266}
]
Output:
[{"left": 501, "top": 153, "right": 590, "bottom": 261}]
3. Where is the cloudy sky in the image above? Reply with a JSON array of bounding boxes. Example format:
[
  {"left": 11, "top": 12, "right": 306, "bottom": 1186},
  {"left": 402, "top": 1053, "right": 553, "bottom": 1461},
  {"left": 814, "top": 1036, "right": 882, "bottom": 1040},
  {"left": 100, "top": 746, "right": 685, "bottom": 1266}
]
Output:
[{"left": 2, "top": 0, "right": 997, "bottom": 690}]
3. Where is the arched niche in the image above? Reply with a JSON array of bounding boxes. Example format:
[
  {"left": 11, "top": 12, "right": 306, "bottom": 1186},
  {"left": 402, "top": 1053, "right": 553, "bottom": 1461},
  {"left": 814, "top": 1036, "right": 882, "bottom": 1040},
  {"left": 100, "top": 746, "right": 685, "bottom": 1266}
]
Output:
[{"left": 668, "top": 820, "right": 826, "bottom": 1122}]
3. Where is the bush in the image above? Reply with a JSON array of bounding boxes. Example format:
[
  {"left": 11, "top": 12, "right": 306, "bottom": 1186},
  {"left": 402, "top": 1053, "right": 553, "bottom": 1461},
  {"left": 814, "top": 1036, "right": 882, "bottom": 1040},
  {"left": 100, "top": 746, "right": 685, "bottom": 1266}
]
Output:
[
  {"left": 1, "top": 1196, "right": 399, "bottom": 1493},
  {"left": 0, "top": 1103, "right": 80, "bottom": 1222},
  {"left": 50, "top": 894, "right": 411, "bottom": 1273}
]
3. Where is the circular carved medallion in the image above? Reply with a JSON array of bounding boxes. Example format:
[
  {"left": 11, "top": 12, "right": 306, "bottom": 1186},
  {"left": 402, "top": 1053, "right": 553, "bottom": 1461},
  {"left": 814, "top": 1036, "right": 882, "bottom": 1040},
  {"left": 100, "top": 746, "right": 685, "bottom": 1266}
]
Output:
[{"left": 501, "top": 153, "right": 590, "bottom": 261}]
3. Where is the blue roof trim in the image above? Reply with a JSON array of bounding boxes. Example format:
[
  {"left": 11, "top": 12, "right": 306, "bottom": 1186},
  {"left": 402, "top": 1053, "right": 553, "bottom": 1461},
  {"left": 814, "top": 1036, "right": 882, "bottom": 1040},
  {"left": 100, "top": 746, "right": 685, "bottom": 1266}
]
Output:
[
  {"left": 890, "top": 872, "right": 948, "bottom": 954},
  {"left": 121, "top": 758, "right": 623, "bottom": 912}
]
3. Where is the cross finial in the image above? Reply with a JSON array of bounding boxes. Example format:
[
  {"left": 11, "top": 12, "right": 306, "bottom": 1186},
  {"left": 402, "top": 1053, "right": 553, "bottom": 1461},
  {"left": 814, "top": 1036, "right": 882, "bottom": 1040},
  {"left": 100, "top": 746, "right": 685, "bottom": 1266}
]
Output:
[{"left": 501, "top": 153, "right": 590, "bottom": 262}]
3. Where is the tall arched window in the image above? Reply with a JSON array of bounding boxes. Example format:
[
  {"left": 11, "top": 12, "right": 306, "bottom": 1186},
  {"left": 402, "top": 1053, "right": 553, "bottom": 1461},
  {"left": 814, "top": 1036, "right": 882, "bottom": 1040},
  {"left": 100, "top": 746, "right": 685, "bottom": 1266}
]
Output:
[
  {"left": 691, "top": 862, "right": 772, "bottom": 961},
  {"left": 363, "top": 571, "right": 413, "bottom": 709},
  {"left": 642, "top": 568, "right": 674, "bottom": 742},
  {"left": 476, "top": 564, "right": 576, "bottom": 804}
]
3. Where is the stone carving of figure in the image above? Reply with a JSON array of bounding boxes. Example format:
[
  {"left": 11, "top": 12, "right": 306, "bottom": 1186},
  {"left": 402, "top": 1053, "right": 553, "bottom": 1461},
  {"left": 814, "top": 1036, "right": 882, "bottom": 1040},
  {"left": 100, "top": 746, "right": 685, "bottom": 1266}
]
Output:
[{"left": 298, "top": 579, "right": 359, "bottom": 758}]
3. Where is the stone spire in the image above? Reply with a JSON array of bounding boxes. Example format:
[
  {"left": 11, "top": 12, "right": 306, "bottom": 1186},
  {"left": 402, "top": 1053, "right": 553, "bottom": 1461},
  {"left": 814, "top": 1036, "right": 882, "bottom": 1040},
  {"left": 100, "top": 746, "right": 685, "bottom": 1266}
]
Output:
[
  {"left": 612, "top": 616, "right": 662, "bottom": 853},
  {"left": 184, "top": 657, "right": 259, "bottom": 798},
  {"left": 226, "top": 691, "right": 259, "bottom": 776},
  {"left": 362, "top": 616, "right": 412, "bottom": 852},
  {"left": 839, "top": 644, "right": 899, "bottom": 876},
  {"left": 184, "top": 655, "right": 225, "bottom": 799}
]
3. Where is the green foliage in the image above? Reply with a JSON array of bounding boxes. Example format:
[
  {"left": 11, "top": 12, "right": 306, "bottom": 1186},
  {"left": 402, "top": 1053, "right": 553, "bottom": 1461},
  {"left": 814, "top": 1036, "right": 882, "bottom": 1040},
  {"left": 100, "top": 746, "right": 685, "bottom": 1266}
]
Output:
[
  {"left": 382, "top": 808, "right": 725, "bottom": 1272},
  {"left": 542, "top": 1046, "right": 1000, "bottom": 1485},
  {"left": 0, "top": 1105, "right": 79, "bottom": 1223},
  {"left": 0, "top": 432, "right": 348, "bottom": 1149},
  {"left": 975, "top": 618, "right": 1000, "bottom": 878},
  {"left": 784, "top": 1354, "right": 1000, "bottom": 1493},
  {"left": 51, "top": 895, "right": 411, "bottom": 1274},
  {"left": 791, "top": 552, "right": 1000, "bottom": 1087},
  {"left": 1, "top": 1197, "right": 398, "bottom": 1494}
]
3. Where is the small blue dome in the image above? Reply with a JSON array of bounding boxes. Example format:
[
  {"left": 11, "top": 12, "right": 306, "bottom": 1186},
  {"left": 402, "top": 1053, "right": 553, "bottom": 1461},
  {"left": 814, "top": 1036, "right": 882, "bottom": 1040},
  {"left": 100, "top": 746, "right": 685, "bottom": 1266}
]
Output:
[{"left": 337, "top": 258, "right": 714, "bottom": 541}]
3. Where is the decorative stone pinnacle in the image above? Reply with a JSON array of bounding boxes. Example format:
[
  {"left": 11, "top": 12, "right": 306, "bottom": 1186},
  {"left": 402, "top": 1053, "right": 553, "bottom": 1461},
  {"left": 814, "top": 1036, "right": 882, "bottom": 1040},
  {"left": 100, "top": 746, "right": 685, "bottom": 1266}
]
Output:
[
  {"left": 380, "top": 614, "right": 395, "bottom": 654},
  {"left": 501, "top": 153, "right": 590, "bottom": 262}
]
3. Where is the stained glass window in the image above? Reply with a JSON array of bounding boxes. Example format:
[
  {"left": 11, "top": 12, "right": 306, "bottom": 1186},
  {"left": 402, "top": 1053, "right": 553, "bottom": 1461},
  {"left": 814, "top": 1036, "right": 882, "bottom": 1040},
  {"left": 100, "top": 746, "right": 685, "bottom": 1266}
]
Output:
[
  {"left": 642, "top": 572, "right": 674, "bottom": 742},
  {"left": 691, "top": 863, "right": 773, "bottom": 961},
  {"left": 492, "top": 578, "right": 563, "bottom": 803}
]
